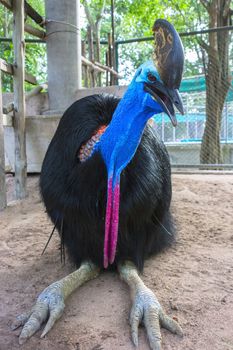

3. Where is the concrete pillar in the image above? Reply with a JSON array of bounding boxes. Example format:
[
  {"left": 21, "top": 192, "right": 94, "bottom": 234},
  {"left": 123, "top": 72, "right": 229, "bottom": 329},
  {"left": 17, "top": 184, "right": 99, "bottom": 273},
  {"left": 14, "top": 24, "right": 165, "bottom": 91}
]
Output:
[{"left": 45, "top": 0, "right": 81, "bottom": 113}]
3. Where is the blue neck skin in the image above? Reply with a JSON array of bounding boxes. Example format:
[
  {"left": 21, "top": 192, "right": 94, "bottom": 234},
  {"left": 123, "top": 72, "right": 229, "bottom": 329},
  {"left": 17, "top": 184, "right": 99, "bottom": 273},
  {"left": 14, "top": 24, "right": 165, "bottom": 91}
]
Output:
[{"left": 96, "top": 79, "right": 163, "bottom": 185}]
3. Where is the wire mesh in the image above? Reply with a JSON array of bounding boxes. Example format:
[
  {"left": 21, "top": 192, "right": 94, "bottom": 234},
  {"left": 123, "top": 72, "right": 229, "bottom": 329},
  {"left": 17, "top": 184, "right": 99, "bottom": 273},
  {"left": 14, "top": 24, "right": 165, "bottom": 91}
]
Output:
[
  {"left": 117, "top": 29, "right": 233, "bottom": 167},
  {"left": 1, "top": 15, "right": 233, "bottom": 168}
]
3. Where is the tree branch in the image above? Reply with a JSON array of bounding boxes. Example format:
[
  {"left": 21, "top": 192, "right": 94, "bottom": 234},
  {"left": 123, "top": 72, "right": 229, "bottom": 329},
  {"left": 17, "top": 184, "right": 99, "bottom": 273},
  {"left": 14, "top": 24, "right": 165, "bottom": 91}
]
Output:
[
  {"left": 82, "top": 0, "right": 95, "bottom": 28},
  {"left": 169, "top": 0, "right": 187, "bottom": 24},
  {"left": 197, "top": 38, "right": 210, "bottom": 53},
  {"left": 223, "top": 0, "right": 232, "bottom": 18},
  {"left": 200, "top": 0, "right": 211, "bottom": 13},
  {"left": 198, "top": 37, "right": 219, "bottom": 62},
  {"left": 96, "top": 0, "right": 106, "bottom": 24}
]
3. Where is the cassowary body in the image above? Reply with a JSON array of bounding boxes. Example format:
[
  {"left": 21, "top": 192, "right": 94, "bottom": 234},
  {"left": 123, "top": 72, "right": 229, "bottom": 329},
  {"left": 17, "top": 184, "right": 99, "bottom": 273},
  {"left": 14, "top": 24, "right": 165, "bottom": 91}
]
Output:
[
  {"left": 14, "top": 19, "right": 184, "bottom": 350},
  {"left": 40, "top": 94, "right": 174, "bottom": 271}
]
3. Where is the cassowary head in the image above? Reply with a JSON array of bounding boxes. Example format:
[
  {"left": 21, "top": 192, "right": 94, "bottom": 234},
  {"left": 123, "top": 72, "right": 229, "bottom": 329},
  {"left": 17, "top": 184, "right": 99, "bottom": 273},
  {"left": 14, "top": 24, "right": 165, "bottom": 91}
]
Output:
[
  {"left": 133, "top": 60, "right": 184, "bottom": 126},
  {"left": 98, "top": 19, "right": 185, "bottom": 268}
]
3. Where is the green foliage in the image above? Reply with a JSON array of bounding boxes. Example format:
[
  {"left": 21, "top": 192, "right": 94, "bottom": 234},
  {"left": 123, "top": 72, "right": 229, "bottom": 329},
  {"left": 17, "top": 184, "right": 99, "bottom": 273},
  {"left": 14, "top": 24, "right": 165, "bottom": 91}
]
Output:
[
  {"left": 81, "top": 0, "right": 209, "bottom": 81},
  {"left": 0, "top": 0, "right": 46, "bottom": 92},
  {"left": 112, "top": 0, "right": 207, "bottom": 81},
  {"left": 0, "top": 0, "right": 215, "bottom": 90}
]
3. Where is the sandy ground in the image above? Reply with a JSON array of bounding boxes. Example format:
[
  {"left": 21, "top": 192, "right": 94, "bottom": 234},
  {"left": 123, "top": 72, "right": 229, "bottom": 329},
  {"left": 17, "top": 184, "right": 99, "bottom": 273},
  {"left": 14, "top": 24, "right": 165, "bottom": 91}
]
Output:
[{"left": 0, "top": 173, "right": 233, "bottom": 350}]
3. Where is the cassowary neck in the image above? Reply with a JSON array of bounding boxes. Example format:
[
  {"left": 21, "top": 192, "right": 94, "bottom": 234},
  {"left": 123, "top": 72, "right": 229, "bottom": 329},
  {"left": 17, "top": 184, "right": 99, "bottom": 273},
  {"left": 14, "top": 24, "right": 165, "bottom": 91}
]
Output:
[
  {"left": 110, "top": 81, "right": 155, "bottom": 131},
  {"left": 98, "top": 80, "right": 163, "bottom": 268},
  {"left": 99, "top": 81, "right": 156, "bottom": 173}
]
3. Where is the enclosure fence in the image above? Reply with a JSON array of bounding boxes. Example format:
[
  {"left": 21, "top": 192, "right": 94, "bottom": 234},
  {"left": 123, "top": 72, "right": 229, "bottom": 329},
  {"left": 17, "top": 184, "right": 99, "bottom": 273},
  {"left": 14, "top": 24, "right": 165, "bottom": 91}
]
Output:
[
  {"left": 0, "top": 0, "right": 120, "bottom": 210},
  {"left": 117, "top": 27, "right": 233, "bottom": 169},
  {"left": 1, "top": 1, "right": 233, "bottom": 211}
]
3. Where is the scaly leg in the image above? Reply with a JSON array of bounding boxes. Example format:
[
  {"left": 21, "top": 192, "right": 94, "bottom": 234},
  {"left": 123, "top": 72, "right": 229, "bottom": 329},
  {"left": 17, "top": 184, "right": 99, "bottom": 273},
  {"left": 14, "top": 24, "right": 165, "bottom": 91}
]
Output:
[
  {"left": 118, "top": 261, "right": 183, "bottom": 350},
  {"left": 12, "top": 261, "right": 100, "bottom": 344}
]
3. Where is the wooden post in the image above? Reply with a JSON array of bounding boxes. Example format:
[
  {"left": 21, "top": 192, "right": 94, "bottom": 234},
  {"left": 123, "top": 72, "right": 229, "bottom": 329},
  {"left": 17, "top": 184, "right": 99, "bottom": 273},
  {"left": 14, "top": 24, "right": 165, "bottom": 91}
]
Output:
[
  {"left": 82, "top": 40, "right": 88, "bottom": 87},
  {"left": 87, "top": 26, "right": 95, "bottom": 87},
  {"left": 110, "top": 0, "right": 116, "bottom": 85},
  {"left": 12, "top": 0, "right": 27, "bottom": 199},
  {"left": 0, "top": 71, "right": 7, "bottom": 210},
  {"left": 105, "top": 51, "right": 109, "bottom": 86},
  {"left": 108, "top": 33, "right": 114, "bottom": 85}
]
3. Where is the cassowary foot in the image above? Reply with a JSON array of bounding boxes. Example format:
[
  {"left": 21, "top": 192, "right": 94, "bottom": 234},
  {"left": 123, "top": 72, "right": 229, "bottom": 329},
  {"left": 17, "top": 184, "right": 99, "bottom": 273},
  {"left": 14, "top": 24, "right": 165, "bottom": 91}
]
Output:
[
  {"left": 130, "top": 287, "right": 183, "bottom": 350},
  {"left": 13, "top": 281, "right": 66, "bottom": 344},
  {"left": 12, "top": 261, "right": 100, "bottom": 344},
  {"left": 118, "top": 261, "right": 183, "bottom": 350}
]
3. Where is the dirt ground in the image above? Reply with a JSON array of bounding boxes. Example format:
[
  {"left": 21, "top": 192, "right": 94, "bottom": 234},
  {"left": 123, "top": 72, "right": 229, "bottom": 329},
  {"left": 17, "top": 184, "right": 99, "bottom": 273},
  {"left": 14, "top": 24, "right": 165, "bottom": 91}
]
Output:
[{"left": 0, "top": 173, "right": 233, "bottom": 350}]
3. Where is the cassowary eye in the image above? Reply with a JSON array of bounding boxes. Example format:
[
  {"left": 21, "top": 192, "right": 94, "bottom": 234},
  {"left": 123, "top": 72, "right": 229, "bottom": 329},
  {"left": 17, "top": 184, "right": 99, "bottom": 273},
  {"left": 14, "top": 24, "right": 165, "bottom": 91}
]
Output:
[{"left": 148, "top": 73, "right": 157, "bottom": 82}]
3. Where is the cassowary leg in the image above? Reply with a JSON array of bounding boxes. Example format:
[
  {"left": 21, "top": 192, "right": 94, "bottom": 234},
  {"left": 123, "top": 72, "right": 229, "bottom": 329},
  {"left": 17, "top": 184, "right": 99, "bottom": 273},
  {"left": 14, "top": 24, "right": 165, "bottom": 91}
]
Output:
[
  {"left": 12, "top": 261, "right": 100, "bottom": 344},
  {"left": 118, "top": 261, "right": 183, "bottom": 350}
]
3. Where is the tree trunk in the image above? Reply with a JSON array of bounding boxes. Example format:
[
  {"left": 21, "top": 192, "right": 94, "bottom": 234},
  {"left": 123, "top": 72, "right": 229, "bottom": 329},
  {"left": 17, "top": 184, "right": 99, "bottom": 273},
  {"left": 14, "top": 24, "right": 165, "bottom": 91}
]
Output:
[
  {"left": 82, "top": 0, "right": 106, "bottom": 86},
  {"left": 200, "top": 0, "right": 231, "bottom": 164}
]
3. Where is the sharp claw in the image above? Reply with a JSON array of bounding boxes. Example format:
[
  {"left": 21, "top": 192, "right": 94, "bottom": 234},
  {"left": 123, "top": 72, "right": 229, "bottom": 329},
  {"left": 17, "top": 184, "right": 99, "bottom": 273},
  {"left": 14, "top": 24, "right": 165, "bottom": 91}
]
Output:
[
  {"left": 130, "top": 304, "right": 142, "bottom": 347},
  {"left": 131, "top": 331, "right": 139, "bottom": 347},
  {"left": 40, "top": 326, "right": 51, "bottom": 338},
  {"left": 19, "top": 321, "right": 42, "bottom": 344},
  {"left": 144, "top": 308, "right": 162, "bottom": 350},
  {"left": 130, "top": 288, "right": 183, "bottom": 350},
  {"left": 19, "top": 311, "right": 46, "bottom": 344},
  {"left": 151, "top": 342, "right": 161, "bottom": 350},
  {"left": 18, "top": 335, "right": 28, "bottom": 345},
  {"left": 14, "top": 262, "right": 99, "bottom": 344},
  {"left": 11, "top": 313, "right": 31, "bottom": 331},
  {"left": 40, "top": 302, "right": 65, "bottom": 338},
  {"left": 11, "top": 324, "right": 20, "bottom": 331},
  {"left": 159, "top": 311, "right": 183, "bottom": 337},
  {"left": 16, "top": 286, "right": 66, "bottom": 344}
]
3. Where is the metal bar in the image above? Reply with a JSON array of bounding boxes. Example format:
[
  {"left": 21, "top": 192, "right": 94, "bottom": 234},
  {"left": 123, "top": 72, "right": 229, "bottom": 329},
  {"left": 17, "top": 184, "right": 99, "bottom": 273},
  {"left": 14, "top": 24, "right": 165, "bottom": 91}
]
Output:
[
  {"left": 0, "top": 37, "right": 46, "bottom": 43},
  {"left": 179, "top": 25, "right": 233, "bottom": 36},
  {"left": 114, "top": 25, "right": 233, "bottom": 45},
  {"left": 1, "top": 24, "right": 233, "bottom": 46},
  {"left": 116, "top": 37, "right": 154, "bottom": 45}
]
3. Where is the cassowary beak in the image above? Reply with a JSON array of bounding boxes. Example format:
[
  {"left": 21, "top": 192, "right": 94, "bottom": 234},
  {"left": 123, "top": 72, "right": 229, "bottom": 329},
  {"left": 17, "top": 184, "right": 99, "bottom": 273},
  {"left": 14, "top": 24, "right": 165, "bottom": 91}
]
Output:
[{"left": 144, "top": 82, "right": 184, "bottom": 127}]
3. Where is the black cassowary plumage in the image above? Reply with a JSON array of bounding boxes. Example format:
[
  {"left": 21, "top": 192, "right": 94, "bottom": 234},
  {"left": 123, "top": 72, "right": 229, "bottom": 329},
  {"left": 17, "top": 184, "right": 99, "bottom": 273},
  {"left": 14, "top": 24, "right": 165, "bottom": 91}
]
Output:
[{"left": 40, "top": 94, "right": 174, "bottom": 271}]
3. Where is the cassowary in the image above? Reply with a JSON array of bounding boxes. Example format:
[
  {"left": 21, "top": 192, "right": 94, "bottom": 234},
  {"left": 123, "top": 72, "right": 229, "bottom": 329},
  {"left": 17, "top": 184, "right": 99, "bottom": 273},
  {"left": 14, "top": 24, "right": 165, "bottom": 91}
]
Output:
[{"left": 14, "top": 20, "right": 184, "bottom": 349}]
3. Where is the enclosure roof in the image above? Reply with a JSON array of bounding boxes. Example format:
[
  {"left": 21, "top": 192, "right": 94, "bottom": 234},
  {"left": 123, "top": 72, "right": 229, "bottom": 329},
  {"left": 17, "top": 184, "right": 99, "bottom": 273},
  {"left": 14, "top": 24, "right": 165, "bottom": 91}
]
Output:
[{"left": 180, "top": 74, "right": 233, "bottom": 102}]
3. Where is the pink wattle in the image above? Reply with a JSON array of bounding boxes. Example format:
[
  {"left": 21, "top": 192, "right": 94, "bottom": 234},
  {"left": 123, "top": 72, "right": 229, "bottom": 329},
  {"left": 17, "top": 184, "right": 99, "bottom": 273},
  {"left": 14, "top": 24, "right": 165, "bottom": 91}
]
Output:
[
  {"left": 103, "top": 178, "right": 120, "bottom": 268},
  {"left": 109, "top": 183, "right": 120, "bottom": 264},
  {"left": 104, "top": 179, "right": 113, "bottom": 268}
]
